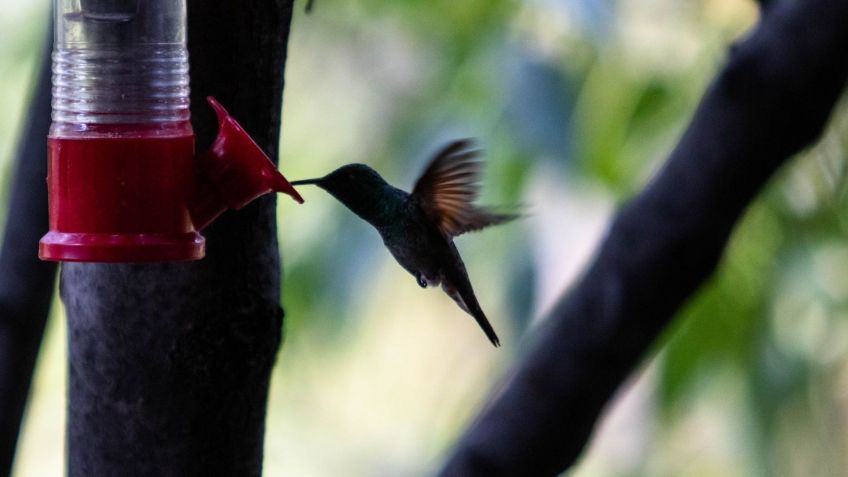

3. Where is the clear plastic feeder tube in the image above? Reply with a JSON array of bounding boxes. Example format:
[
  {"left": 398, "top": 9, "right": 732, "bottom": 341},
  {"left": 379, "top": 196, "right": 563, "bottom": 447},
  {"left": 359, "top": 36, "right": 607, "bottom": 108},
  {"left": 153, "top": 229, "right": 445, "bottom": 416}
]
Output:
[
  {"left": 42, "top": 0, "right": 303, "bottom": 262},
  {"left": 41, "top": 0, "right": 199, "bottom": 262},
  {"left": 52, "top": 0, "right": 190, "bottom": 136}
]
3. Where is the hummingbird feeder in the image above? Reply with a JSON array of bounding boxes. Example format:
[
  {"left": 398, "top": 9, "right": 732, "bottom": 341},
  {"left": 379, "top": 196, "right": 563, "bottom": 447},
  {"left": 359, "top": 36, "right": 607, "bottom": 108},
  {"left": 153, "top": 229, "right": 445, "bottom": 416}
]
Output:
[{"left": 39, "top": 0, "right": 303, "bottom": 263}]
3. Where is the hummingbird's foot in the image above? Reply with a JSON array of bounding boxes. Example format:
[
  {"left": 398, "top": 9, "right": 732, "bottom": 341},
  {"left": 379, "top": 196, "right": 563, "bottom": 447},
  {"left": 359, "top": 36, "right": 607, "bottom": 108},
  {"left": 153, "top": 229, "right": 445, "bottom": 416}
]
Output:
[{"left": 415, "top": 272, "right": 428, "bottom": 288}]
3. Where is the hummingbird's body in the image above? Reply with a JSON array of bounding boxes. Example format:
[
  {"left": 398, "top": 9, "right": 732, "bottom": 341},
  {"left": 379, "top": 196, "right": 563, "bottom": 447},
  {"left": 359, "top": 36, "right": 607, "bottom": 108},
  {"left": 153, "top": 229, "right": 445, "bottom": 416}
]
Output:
[{"left": 292, "top": 140, "right": 515, "bottom": 346}]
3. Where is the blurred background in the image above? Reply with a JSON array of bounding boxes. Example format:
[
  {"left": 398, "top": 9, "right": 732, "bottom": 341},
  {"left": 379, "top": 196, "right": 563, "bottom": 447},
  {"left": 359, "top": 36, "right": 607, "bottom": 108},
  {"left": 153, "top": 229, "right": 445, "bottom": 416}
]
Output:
[{"left": 4, "top": 0, "right": 848, "bottom": 475}]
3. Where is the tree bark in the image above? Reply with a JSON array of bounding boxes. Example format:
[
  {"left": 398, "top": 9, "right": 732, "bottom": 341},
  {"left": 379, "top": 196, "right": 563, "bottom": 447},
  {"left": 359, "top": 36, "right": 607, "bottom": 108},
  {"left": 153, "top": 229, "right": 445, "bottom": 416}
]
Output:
[
  {"left": 439, "top": 0, "right": 848, "bottom": 475},
  {"left": 0, "top": 30, "right": 56, "bottom": 477},
  {"left": 61, "top": 1, "right": 293, "bottom": 475}
]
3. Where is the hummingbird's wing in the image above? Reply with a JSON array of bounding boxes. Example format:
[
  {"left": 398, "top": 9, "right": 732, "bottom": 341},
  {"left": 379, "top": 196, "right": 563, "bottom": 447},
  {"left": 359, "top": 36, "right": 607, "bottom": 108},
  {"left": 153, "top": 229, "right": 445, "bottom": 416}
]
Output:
[{"left": 411, "top": 139, "right": 517, "bottom": 237}]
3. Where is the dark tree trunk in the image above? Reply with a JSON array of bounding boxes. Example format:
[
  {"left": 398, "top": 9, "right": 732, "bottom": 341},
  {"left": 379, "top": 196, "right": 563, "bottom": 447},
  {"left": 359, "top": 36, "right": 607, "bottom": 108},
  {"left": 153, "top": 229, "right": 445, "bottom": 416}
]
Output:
[
  {"left": 61, "top": 1, "right": 294, "bottom": 475},
  {"left": 440, "top": 0, "right": 848, "bottom": 475},
  {"left": 0, "top": 31, "right": 56, "bottom": 477}
]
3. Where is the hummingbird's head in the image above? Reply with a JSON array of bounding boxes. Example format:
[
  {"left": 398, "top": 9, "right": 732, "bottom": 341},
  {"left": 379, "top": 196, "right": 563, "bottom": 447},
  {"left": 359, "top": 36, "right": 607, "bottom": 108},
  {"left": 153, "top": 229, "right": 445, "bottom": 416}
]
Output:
[{"left": 291, "top": 163, "right": 392, "bottom": 220}]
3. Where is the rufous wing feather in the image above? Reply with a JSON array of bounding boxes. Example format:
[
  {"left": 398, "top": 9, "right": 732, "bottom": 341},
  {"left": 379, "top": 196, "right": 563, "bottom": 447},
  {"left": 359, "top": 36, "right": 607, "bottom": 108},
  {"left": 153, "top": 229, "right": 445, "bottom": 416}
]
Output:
[{"left": 411, "top": 139, "right": 517, "bottom": 237}]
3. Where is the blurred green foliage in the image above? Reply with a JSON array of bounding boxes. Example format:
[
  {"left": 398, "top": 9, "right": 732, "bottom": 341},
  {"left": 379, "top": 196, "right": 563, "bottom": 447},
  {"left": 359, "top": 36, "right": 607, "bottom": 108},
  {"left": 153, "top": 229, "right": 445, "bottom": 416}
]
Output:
[{"left": 5, "top": 0, "right": 848, "bottom": 476}]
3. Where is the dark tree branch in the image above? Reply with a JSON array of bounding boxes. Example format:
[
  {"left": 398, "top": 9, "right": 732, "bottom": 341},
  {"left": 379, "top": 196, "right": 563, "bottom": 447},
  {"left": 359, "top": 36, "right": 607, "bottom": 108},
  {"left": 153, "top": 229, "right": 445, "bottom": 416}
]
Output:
[
  {"left": 439, "top": 0, "right": 848, "bottom": 475},
  {"left": 61, "top": 1, "right": 294, "bottom": 475},
  {"left": 756, "top": 0, "right": 776, "bottom": 11},
  {"left": 0, "top": 26, "right": 56, "bottom": 477}
]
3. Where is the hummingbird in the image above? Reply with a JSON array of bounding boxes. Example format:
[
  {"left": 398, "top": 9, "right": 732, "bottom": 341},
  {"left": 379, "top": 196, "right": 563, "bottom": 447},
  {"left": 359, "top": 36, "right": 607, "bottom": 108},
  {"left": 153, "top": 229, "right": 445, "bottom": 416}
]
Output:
[{"left": 291, "top": 139, "right": 517, "bottom": 347}]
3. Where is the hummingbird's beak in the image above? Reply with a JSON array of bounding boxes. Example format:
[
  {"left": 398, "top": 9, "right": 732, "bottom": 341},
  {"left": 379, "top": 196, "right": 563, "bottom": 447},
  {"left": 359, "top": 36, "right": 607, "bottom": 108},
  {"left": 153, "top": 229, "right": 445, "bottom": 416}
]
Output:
[{"left": 290, "top": 178, "right": 323, "bottom": 186}]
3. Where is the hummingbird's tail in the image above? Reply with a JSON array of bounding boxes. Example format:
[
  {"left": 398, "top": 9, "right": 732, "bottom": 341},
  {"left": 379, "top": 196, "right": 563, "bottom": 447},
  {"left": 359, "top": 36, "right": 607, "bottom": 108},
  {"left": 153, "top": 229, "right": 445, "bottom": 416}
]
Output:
[{"left": 442, "top": 271, "right": 500, "bottom": 347}]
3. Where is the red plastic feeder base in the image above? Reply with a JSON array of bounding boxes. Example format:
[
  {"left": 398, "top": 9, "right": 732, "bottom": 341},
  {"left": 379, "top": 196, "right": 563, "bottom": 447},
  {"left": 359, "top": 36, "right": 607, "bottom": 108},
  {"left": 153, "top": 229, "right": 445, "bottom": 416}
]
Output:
[{"left": 39, "top": 231, "right": 205, "bottom": 263}]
